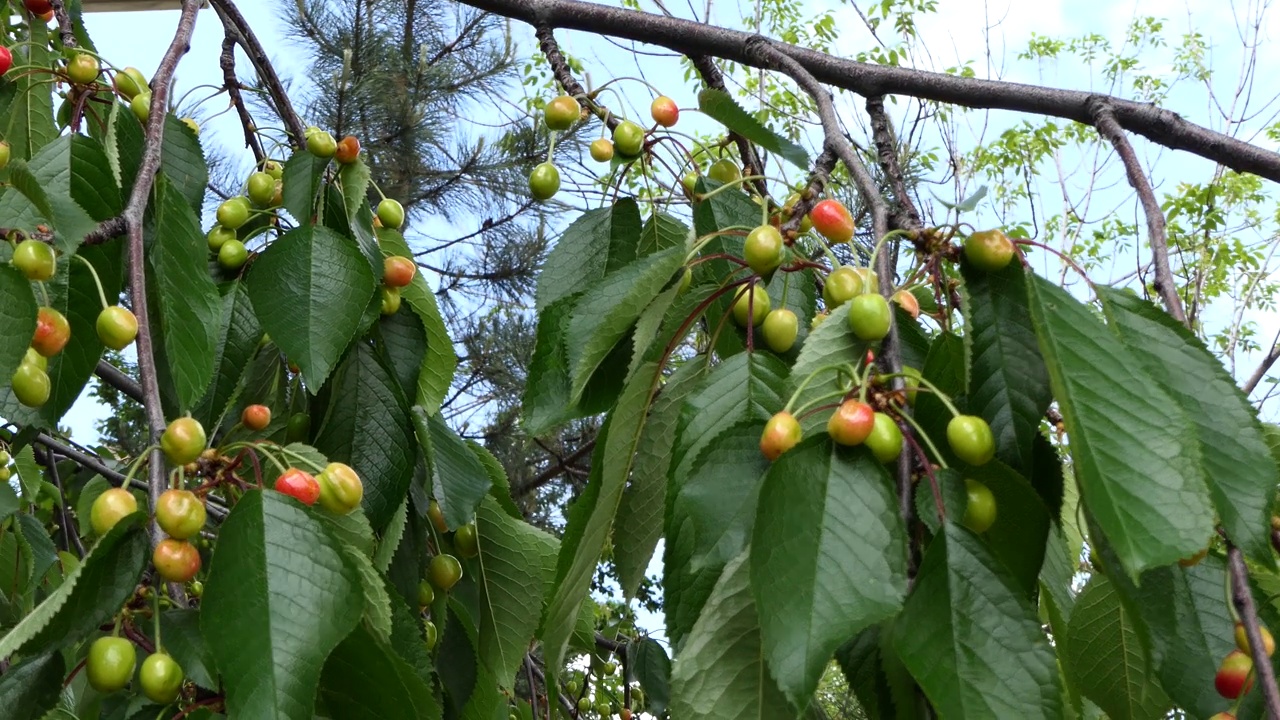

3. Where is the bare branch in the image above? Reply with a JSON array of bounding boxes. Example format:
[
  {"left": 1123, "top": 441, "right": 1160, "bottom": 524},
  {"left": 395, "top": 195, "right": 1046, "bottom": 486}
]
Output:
[
  {"left": 219, "top": 31, "right": 266, "bottom": 165},
  {"left": 469, "top": 0, "right": 1280, "bottom": 183},
  {"left": 1089, "top": 100, "right": 1185, "bottom": 325},
  {"left": 511, "top": 438, "right": 596, "bottom": 497},
  {"left": 1229, "top": 545, "right": 1280, "bottom": 718},
  {"left": 866, "top": 95, "right": 923, "bottom": 232},
  {"left": 208, "top": 0, "right": 308, "bottom": 147},
  {"left": 1244, "top": 331, "right": 1280, "bottom": 396},
  {"left": 95, "top": 360, "right": 144, "bottom": 404},
  {"left": 49, "top": 0, "right": 76, "bottom": 49},
  {"left": 535, "top": 25, "right": 619, "bottom": 131}
]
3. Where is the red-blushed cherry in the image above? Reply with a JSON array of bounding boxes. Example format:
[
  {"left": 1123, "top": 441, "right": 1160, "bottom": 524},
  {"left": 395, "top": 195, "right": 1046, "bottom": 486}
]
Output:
[
  {"left": 809, "top": 199, "right": 854, "bottom": 243},
  {"left": 384, "top": 256, "right": 417, "bottom": 287},
  {"left": 1208, "top": 713, "right": 1236, "bottom": 720},
  {"left": 1216, "top": 650, "right": 1254, "bottom": 699},
  {"left": 650, "top": 96, "right": 679, "bottom": 127},
  {"left": 892, "top": 289, "right": 920, "bottom": 319},
  {"left": 153, "top": 539, "right": 201, "bottom": 583},
  {"left": 154, "top": 489, "right": 206, "bottom": 540},
  {"left": 317, "top": 462, "right": 363, "bottom": 514},
  {"left": 274, "top": 468, "right": 321, "bottom": 505},
  {"left": 1236, "top": 622, "right": 1277, "bottom": 657},
  {"left": 0, "top": 47, "right": 12, "bottom": 77},
  {"left": 544, "top": 95, "right": 581, "bottom": 131},
  {"left": 90, "top": 487, "right": 138, "bottom": 536},
  {"left": 241, "top": 404, "right": 271, "bottom": 431},
  {"left": 760, "top": 411, "right": 802, "bottom": 461},
  {"left": 828, "top": 400, "right": 875, "bottom": 446},
  {"left": 335, "top": 135, "right": 362, "bottom": 164},
  {"left": 32, "top": 306, "right": 70, "bottom": 357}
]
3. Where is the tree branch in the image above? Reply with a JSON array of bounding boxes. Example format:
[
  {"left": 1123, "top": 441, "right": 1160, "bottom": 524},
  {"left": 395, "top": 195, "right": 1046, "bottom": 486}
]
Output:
[
  {"left": 471, "top": 0, "right": 1280, "bottom": 183},
  {"left": 218, "top": 30, "right": 266, "bottom": 165},
  {"left": 866, "top": 95, "right": 923, "bottom": 232},
  {"left": 1229, "top": 545, "right": 1280, "bottom": 718},
  {"left": 1089, "top": 100, "right": 1185, "bottom": 324},
  {"left": 1244, "top": 331, "right": 1280, "bottom": 396},
  {"left": 95, "top": 360, "right": 144, "bottom": 404},
  {"left": 208, "top": 0, "right": 308, "bottom": 147},
  {"left": 126, "top": 0, "right": 203, "bottom": 552},
  {"left": 511, "top": 438, "right": 596, "bottom": 497},
  {"left": 689, "top": 55, "right": 768, "bottom": 199},
  {"left": 38, "top": 445, "right": 85, "bottom": 558},
  {"left": 535, "top": 25, "right": 619, "bottom": 131},
  {"left": 49, "top": 0, "right": 76, "bottom": 49}
]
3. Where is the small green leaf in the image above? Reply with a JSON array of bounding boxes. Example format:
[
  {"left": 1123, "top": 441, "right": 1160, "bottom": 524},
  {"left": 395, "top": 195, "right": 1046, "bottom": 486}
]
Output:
[
  {"left": 413, "top": 408, "right": 492, "bottom": 530},
  {"left": 149, "top": 175, "right": 220, "bottom": 410},
  {"left": 697, "top": 89, "right": 810, "bottom": 169},
  {"left": 246, "top": 225, "right": 376, "bottom": 388},
  {"left": 892, "top": 522, "right": 1063, "bottom": 719},
  {"left": 788, "top": 302, "right": 866, "bottom": 419},
  {"left": 158, "top": 610, "right": 218, "bottom": 690},
  {"left": 0, "top": 652, "right": 63, "bottom": 719},
  {"left": 13, "top": 445, "right": 40, "bottom": 507},
  {"left": 628, "top": 637, "right": 671, "bottom": 714},
  {"left": 669, "top": 550, "right": 796, "bottom": 720},
  {"left": 281, "top": 150, "right": 331, "bottom": 223},
  {"left": 0, "top": 266, "right": 37, "bottom": 387},
  {"left": 202, "top": 491, "right": 364, "bottom": 720},
  {"left": 160, "top": 115, "right": 209, "bottom": 211},
  {"left": 2, "top": 19, "right": 56, "bottom": 164},
  {"left": 751, "top": 440, "right": 907, "bottom": 706},
  {"left": 319, "top": 622, "right": 441, "bottom": 720},
  {"left": 312, "top": 342, "right": 417, "bottom": 531},
  {"left": 1027, "top": 274, "right": 1213, "bottom": 576},
  {"left": 1063, "top": 576, "right": 1171, "bottom": 720},
  {"left": 0, "top": 513, "right": 146, "bottom": 660},
  {"left": 340, "top": 160, "right": 373, "bottom": 222}
]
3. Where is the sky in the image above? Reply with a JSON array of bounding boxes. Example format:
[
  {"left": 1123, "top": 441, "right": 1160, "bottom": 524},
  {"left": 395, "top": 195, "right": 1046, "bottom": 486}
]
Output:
[{"left": 61, "top": 0, "right": 1280, "bottom": 660}]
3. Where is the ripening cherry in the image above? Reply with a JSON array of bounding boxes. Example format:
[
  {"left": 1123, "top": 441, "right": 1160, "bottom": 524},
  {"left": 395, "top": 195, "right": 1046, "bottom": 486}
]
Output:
[
  {"left": 12, "top": 362, "right": 50, "bottom": 407},
  {"left": 760, "top": 411, "right": 802, "bottom": 461},
  {"left": 317, "top": 462, "right": 363, "bottom": 514},
  {"left": 822, "top": 266, "right": 863, "bottom": 309},
  {"left": 847, "top": 293, "right": 892, "bottom": 342},
  {"left": 650, "top": 96, "right": 679, "bottom": 127},
  {"left": 744, "top": 224, "right": 784, "bottom": 275},
  {"left": 760, "top": 309, "right": 798, "bottom": 353},
  {"left": 65, "top": 53, "right": 100, "bottom": 85},
  {"left": 428, "top": 498, "right": 448, "bottom": 533},
  {"left": 964, "top": 229, "right": 1016, "bottom": 272},
  {"left": 809, "top": 199, "right": 854, "bottom": 243},
  {"left": 154, "top": 489, "right": 206, "bottom": 540},
  {"left": 544, "top": 95, "right": 581, "bottom": 131},
  {"left": 274, "top": 468, "right": 321, "bottom": 505},
  {"left": 828, "top": 400, "right": 875, "bottom": 446},
  {"left": 335, "top": 135, "right": 362, "bottom": 164},
  {"left": 864, "top": 413, "right": 903, "bottom": 463},
  {"left": 32, "top": 306, "right": 70, "bottom": 357},
  {"left": 384, "top": 256, "right": 417, "bottom": 287},
  {"left": 946, "top": 415, "right": 996, "bottom": 466},
  {"left": 0, "top": 47, "right": 12, "bottom": 77},
  {"left": 1215, "top": 650, "right": 1254, "bottom": 699},
  {"left": 242, "top": 403, "right": 271, "bottom": 431},
  {"left": 1208, "top": 713, "right": 1236, "bottom": 720},
  {"left": 892, "top": 289, "right": 920, "bottom": 319},
  {"left": 113, "top": 67, "right": 148, "bottom": 100},
  {"left": 153, "top": 539, "right": 201, "bottom": 583},
  {"left": 161, "top": 417, "right": 207, "bottom": 466},
  {"left": 96, "top": 306, "right": 138, "bottom": 351},
  {"left": 1235, "top": 622, "right": 1277, "bottom": 657},
  {"left": 731, "top": 284, "right": 770, "bottom": 327},
  {"left": 589, "top": 138, "right": 614, "bottom": 162},
  {"left": 90, "top": 487, "right": 138, "bottom": 536},
  {"left": 131, "top": 92, "right": 152, "bottom": 124}
]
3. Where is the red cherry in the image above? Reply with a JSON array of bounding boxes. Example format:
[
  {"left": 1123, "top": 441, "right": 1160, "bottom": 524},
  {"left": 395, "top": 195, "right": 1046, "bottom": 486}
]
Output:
[
  {"left": 32, "top": 307, "right": 70, "bottom": 357},
  {"left": 760, "top": 411, "right": 802, "bottom": 461},
  {"left": 335, "top": 135, "right": 362, "bottom": 164},
  {"left": 828, "top": 400, "right": 875, "bottom": 446},
  {"left": 274, "top": 468, "right": 321, "bottom": 506},
  {"left": 24, "top": 0, "right": 53, "bottom": 14},
  {"left": 1215, "top": 650, "right": 1255, "bottom": 699},
  {"left": 809, "top": 199, "right": 854, "bottom": 243},
  {"left": 0, "top": 47, "right": 12, "bottom": 77},
  {"left": 153, "top": 539, "right": 201, "bottom": 583},
  {"left": 241, "top": 404, "right": 271, "bottom": 431}
]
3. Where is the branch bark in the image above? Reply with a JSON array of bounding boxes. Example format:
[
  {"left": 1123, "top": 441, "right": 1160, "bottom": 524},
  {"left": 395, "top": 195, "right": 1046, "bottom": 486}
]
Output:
[
  {"left": 473, "top": 0, "right": 1280, "bottom": 183},
  {"left": 1089, "top": 101, "right": 1185, "bottom": 324},
  {"left": 208, "top": 0, "right": 308, "bottom": 147},
  {"left": 95, "top": 360, "right": 144, "bottom": 404}
]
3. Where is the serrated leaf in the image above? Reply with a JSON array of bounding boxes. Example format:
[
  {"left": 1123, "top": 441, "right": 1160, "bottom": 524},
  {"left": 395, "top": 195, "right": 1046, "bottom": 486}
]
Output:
[
  {"left": 4, "top": 135, "right": 120, "bottom": 254},
  {"left": 377, "top": 230, "right": 455, "bottom": 414},
  {"left": 339, "top": 160, "right": 373, "bottom": 222},
  {"left": 536, "top": 206, "right": 614, "bottom": 311},
  {"left": 669, "top": 550, "right": 796, "bottom": 720},
  {"left": 0, "top": 480, "right": 19, "bottom": 525},
  {"left": 522, "top": 296, "right": 576, "bottom": 434},
  {"left": 413, "top": 408, "right": 491, "bottom": 530},
  {"left": 1026, "top": 274, "right": 1213, "bottom": 576},
  {"left": 961, "top": 261, "right": 1052, "bottom": 471},
  {"left": 1063, "top": 576, "right": 1171, "bottom": 720},
  {"left": 607, "top": 197, "right": 642, "bottom": 273},
  {"left": 375, "top": 500, "right": 409, "bottom": 574},
  {"left": 0, "top": 652, "right": 63, "bottom": 720},
  {"left": 475, "top": 496, "right": 557, "bottom": 689},
  {"left": 614, "top": 361, "right": 703, "bottom": 598},
  {"left": 341, "top": 539, "right": 393, "bottom": 640},
  {"left": 628, "top": 637, "right": 671, "bottom": 714},
  {"left": 2, "top": 20, "right": 56, "bottom": 164},
  {"left": 157, "top": 609, "right": 218, "bottom": 691},
  {"left": 160, "top": 115, "right": 208, "bottom": 211},
  {"left": 788, "top": 302, "right": 866, "bottom": 415},
  {"left": 0, "top": 513, "right": 146, "bottom": 660},
  {"left": 835, "top": 623, "right": 919, "bottom": 720},
  {"left": 1100, "top": 287, "right": 1277, "bottom": 567},
  {"left": 149, "top": 175, "right": 219, "bottom": 409},
  {"left": 17, "top": 513, "right": 56, "bottom": 594},
  {"left": 319, "top": 622, "right": 441, "bottom": 720},
  {"left": 541, "top": 362, "right": 660, "bottom": 670},
  {"left": 468, "top": 441, "right": 522, "bottom": 521},
  {"left": 638, "top": 210, "right": 689, "bottom": 259},
  {"left": 14, "top": 445, "right": 40, "bottom": 506},
  {"left": 193, "top": 280, "right": 261, "bottom": 428},
  {"left": 312, "top": 342, "right": 416, "bottom": 531},
  {"left": 566, "top": 246, "right": 685, "bottom": 405},
  {"left": 246, "top": 225, "right": 376, "bottom": 388},
  {"left": 0, "top": 265, "right": 37, "bottom": 386},
  {"left": 281, "top": 150, "right": 331, "bottom": 223},
  {"left": 892, "top": 522, "right": 1063, "bottom": 719},
  {"left": 751, "top": 439, "right": 907, "bottom": 706},
  {"left": 697, "top": 89, "right": 810, "bottom": 169},
  {"left": 202, "top": 491, "right": 364, "bottom": 720}
]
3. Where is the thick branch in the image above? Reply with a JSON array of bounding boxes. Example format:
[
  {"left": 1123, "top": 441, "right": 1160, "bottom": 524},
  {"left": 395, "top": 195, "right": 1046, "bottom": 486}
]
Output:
[
  {"left": 1229, "top": 546, "right": 1280, "bottom": 718},
  {"left": 1244, "top": 333, "right": 1280, "bottom": 396},
  {"left": 49, "top": 0, "right": 76, "bottom": 49},
  {"left": 127, "top": 0, "right": 203, "bottom": 551},
  {"left": 95, "top": 360, "right": 144, "bottom": 403},
  {"left": 82, "top": 216, "right": 126, "bottom": 247},
  {"left": 866, "top": 95, "right": 923, "bottom": 232},
  {"left": 208, "top": 0, "right": 308, "bottom": 147},
  {"left": 1090, "top": 101, "right": 1185, "bottom": 324},
  {"left": 511, "top": 438, "right": 596, "bottom": 497},
  {"left": 474, "top": 0, "right": 1280, "bottom": 183}
]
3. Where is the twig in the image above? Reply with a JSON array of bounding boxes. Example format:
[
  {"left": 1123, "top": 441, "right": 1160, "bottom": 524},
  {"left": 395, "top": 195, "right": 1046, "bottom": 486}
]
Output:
[
  {"left": 461, "top": 0, "right": 1280, "bottom": 183},
  {"left": 511, "top": 438, "right": 596, "bottom": 497},
  {"left": 40, "top": 447, "right": 85, "bottom": 558},
  {"left": 527, "top": 654, "right": 576, "bottom": 717},
  {"left": 95, "top": 360, "right": 144, "bottom": 404},
  {"left": 218, "top": 30, "right": 266, "bottom": 164},
  {"left": 1089, "top": 100, "right": 1185, "bottom": 324},
  {"left": 534, "top": 25, "right": 619, "bottom": 131},
  {"left": 866, "top": 95, "right": 923, "bottom": 232},
  {"left": 1229, "top": 545, "right": 1280, "bottom": 719},
  {"left": 1244, "top": 332, "right": 1280, "bottom": 396},
  {"left": 49, "top": 0, "right": 76, "bottom": 49},
  {"left": 207, "top": 0, "right": 308, "bottom": 146},
  {"left": 780, "top": 147, "right": 836, "bottom": 238},
  {"left": 81, "top": 217, "right": 126, "bottom": 247}
]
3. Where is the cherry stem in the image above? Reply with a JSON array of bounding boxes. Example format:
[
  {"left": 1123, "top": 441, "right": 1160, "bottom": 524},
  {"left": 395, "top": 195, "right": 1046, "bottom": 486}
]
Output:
[
  {"left": 152, "top": 585, "right": 163, "bottom": 653},
  {"left": 894, "top": 408, "right": 950, "bottom": 471},
  {"left": 883, "top": 372, "right": 962, "bottom": 418},
  {"left": 73, "top": 253, "right": 111, "bottom": 310},
  {"left": 902, "top": 427, "right": 947, "bottom": 522},
  {"left": 685, "top": 226, "right": 753, "bottom": 261},
  {"left": 867, "top": 228, "right": 911, "bottom": 278},
  {"left": 785, "top": 363, "right": 857, "bottom": 414},
  {"left": 120, "top": 445, "right": 160, "bottom": 492},
  {"left": 1013, "top": 238, "right": 1096, "bottom": 290}
]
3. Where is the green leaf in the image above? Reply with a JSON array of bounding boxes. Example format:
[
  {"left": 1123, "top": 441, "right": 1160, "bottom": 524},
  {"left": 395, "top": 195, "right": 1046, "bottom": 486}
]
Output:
[
  {"left": 17, "top": 513, "right": 56, "bottom": 594},
  {"left": 966, "top": 462, "right": 1052, "bottom": 596},
  {"left": 0, "top": 479, "right": 19, "bottom": 525},
  {"left": 541, "top": 362, "right": 660, "bottom": 670},
  {"left": 522, "top": 296, "right": 577, "bottom": 434},
  {"left": 375, "top": 500, "right": 409, "bottom": 574},
  {"left": 148, "top": 175, "right": 219, "bottom": 410},
  {"left": 835, "top": 623, "right": 919, "bottom": 720},
  {"left": 159, "top": 115, "right": 208, "bottom": 211},
  {"left": 536, "top": 206, "right": 613, "bottom": 311},
  {"left": 614, "top": 361, "right": 703, "bottom": 598},
  {"left": 1, "top": 19, "right": 55, "bottom": 164},
  {"left": 751, "top": 439, "right": 908, "bottom": 706},
  {"left": 413, "top": 408, "right": 492, "bottom": 530},
  {"left": 637, "top": 210, "right": 689, "bottom": 259},
  {"left": 468, "top": 441, "right": 523, "bottom": 521},
  {"left": 0, "top": 652, "right": 63, "bottom": 719},
  {"left": 193, "top": 280, "right": 261, "bottom": 428},
  {"left": 312, "top": 342, "right": 417, "bottom": 531},
  {"left": 158, "top": 609, "right": 218, "bottom": 691},
  {"left": 697, "top": 89, "right": 810, "bottom": 169},
  {"left": 338, "top": 537, "right": 394, "bottom": 641},
  {"left": 788, "top": 302, "right": 867, "bottom": 418},
  {"left": 669, "top": 550, "right": 796, "bottom": 720},
  {"left": 961, "top": 261, "right": 1052, "bottom": 472},
  {"left": 0, "top": 513, "right": 146, "bottom": 659},
  {"left": 566, "top": 247, "right": 685, "bottom": 405},
  {"left": 606, "top": 197, "right": 643, "bottom": 273},
  {"left": 377, "top": 230, "right": 456, "bottom": 414},
  {"left": 14, "top": 445, "right": 41, "bottom": 507},
  {"left": 377, "top": 305, "right": 427, "bottom": 398},
  {"left": 1100, "top": 287, "right": 1277, "bottom": 567},
  {"left": 628, "top": 637, "right": 671, "bottom": 715},
  {"left": 202, "top": 491, "right": 364, "bottom": 720},
  {"left": 281, "top": 150, "right": 331, "bottom": 223},
  {"left": 0, "top": 265, "right": 37, "bottom": 386},
  {"left": 1026, "top": 274, "right": 1213, "bottom": 576},
  {"left": 892, "top": 522, "right": 1063, "bottom": 719},
  {"left": 246, "top": 225, "right": 376, "bottom": 389},
  {"left": 3, "top": 135, "right": 120, "bottom": 254},
  {"left": 475, "top": 496, "right": 558, "bottom": 689},
  {"left": 1063, "top": 576, "right": 1171, "bottom": 720},
  {"left": 339, "top": 160, "right": 373, "bottom": 222},
  {"left": 1131, "top": 557, "right": 1235, "bottom": 718},
  {"left": 319, "top": 622, "right": 441, "bottom": 720}
]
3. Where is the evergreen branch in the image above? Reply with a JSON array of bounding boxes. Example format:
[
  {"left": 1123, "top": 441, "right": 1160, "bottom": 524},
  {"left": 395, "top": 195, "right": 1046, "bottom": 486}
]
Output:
[
  {"left": 466, "top": 0, "right": 1280, "bottom": 183},
  {"left": 511, "top": 439, "right": 595, "bottom": 497},
  {"left": 1089, "top": 100, "right": 1185, "bottom": 325},
  {"left": 208, "top": 0, "right": 309, "bottom": 147}
]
